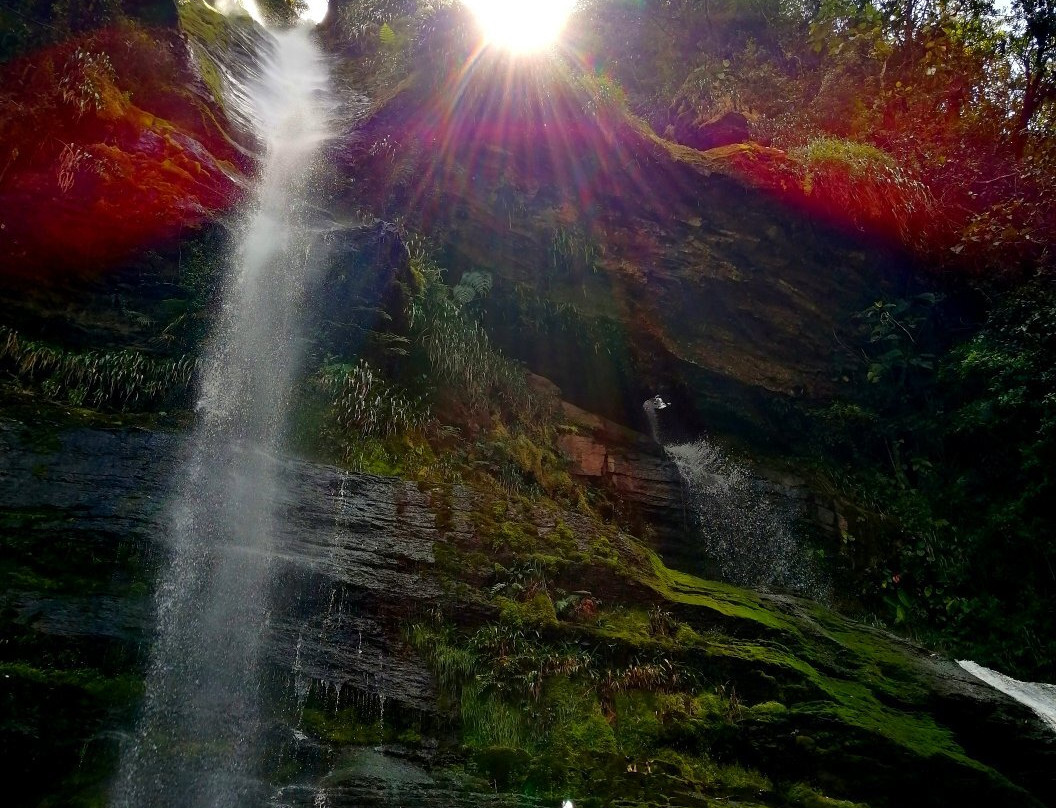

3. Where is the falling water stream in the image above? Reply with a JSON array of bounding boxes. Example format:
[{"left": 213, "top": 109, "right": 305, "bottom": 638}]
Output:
[
  {"left": 112, "top": 18, "right": 335, "bottom": 808},
  {"left": 645, "top": 397, "right": 822, "bottom": 595}
]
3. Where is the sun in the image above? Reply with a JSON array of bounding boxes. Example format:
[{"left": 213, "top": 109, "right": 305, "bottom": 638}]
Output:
[
  {"left": 300, "top": 0, "right": 329, "bottom": 23},
  {"left": 462, "top": 0, "right": 577, "bottom": 54}
]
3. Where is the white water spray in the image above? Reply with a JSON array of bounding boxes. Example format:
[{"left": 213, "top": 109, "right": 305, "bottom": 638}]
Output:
[
  {"left": 212, "top": 0, "right": 266, "bottom": 25},
  {"left": 959, "top": 661, "right": 1056, "bottom": 734},
  {"left": 646, "top": 397, "right": 820, "bottom": 594},
  {"left": 112, "top": 20, "right": 335, "bottom": 808}
]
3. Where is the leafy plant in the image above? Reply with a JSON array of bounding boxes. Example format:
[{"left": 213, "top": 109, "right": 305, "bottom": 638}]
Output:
[
  {"left": 788, "top": 138, "right": 935, "bottom": 242},
  {"left": 452, "top": 270, "right": 493, "bottom": 305},
  {"left": 59, "top": 48, "right": 115, "bottom": 117}
]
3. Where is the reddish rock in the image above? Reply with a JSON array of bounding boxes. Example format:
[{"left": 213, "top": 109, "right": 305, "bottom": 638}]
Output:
[
  {"left": 556, "top": 399, "right": 686, "bottom": 545},
  {"left": 0, "top": 25, "right": 247, "bottom": 277}
]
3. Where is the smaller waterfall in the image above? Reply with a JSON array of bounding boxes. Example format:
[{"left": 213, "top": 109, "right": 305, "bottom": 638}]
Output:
[
  {"left": 642, "top": 394, "right": 668, "bottom": 444},
  {"left": 647, "top": 397, "right": 821, "bottom": 594},
  {"left": 959, "top": 661, "right": 1056, "bottom": 733}
]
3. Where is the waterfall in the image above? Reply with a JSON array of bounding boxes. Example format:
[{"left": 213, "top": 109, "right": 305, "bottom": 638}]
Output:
[
  {"left": 112, "top": 19, "right": 336, "bottom": 808},
  {"left": 646, "top": 397, "right": 821, "bottom": 595},
  {"left": 958, "top": 661, "right": 1056, "bottom": 734}
]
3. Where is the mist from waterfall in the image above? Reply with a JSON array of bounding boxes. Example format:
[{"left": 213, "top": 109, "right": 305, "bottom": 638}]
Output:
[
  {"left": 111, "top": 21, "right": 336, "bottom": 808},
  {"left": 646, "top": 398, "right": 822, "bottom": 595}
]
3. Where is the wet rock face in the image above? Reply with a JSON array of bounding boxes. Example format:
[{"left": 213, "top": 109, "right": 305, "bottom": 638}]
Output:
[
  {"left": 0, "top": 418, "right": 442, "bottom": 805},
  {"left": 552, "top": 397, "right": 844, "bottom": 578},
  {"left": 0, "top": 419, "right": 439, "bottom": 698},
  {"left": 3, "top": 417, "right": 1056, "bottom": 808},
  {"left": 554, "top": 400, "right": 689, "bottom": 559},
  {"left": 0, "top": 22, "right": 248, "bottom": 276}
]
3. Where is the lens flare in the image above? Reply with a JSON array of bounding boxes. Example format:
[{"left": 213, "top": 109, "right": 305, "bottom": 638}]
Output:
[{"left": 462, "top": 0, "right": 576, "bottom": 54}]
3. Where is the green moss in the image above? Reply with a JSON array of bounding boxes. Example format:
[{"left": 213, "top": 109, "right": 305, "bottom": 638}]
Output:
[
  {"left": 461, "top": 684, "right": 530, "bottom": 748},
  {"left": 544, "top": 677, "right": 617, "bottom": 754},
  {"left": 193, "top": 53, "right": 226, "bottom": 108},
  {"left": 498, "top": 592, "right": 558, "bottom": 627},
  {"left": 611, "top": 690, "right": 667, "bottom": 754},
  {"left": 587, "top": 533, "right": 620, "bottom": 564},
  {"left": 0, "top": 662, "right": 143, "bottom": 702},
  {"left": 300, "top": 707, "right": 383, "bottom": 746},
  {"left": 178, "top": 0, "right": 235, "bottom": 48},
  {"left": 344, "top": 436, "right": 406, "bottom": 475},
  {"left": 785, "top": 783, "right": 869, "bottom": 808},
  {"left": 645, "top": 551, "right": 800, "bottom": 634},
  {"left": 589, "top": 607, "right": 660, "bottom": 648},
  {"left": 747, "top": 701, "right": 789, "bottom": 719},
  {"left": 674, "top": 623, "right": 702, "bottom": 645},
  {"left": 715, "top": 763, "right": 773, "bottom": 795},
  {"left": 547, "top": 519, "right": 578, "bottom": 554},
  {"left": 471, "top": 745, "right": 533, "bottom": 789}
]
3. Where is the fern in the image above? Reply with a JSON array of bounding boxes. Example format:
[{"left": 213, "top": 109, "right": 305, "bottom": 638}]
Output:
[{"left": 452, "top": 270, "right": 493, "bottom": 305}]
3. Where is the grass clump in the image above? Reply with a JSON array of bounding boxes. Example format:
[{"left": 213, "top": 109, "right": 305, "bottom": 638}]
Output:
[
  {"left": 316, "top": 358, "right": 428, "bottom": 440},
  {"left": 0, "top": 326, "right": 195, "bottom": 411},
  {"left": 791, "top": 138, "right": 897, "bottom": 177},
  {"left": 787, "top": 137, "right": 934, "bottom": 241}
]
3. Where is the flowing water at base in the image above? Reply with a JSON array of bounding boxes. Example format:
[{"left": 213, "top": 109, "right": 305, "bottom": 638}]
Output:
[
  {"left": 959, "top": 660, "right": 1056, "bottom": 734},
  {"left": 111, "top": 23, "right": 335, "bottom": 808}
]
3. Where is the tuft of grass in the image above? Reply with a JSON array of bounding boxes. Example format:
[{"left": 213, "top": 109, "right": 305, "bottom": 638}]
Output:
[
  {"left": 788, "top": 137, "right": 934, "bottom": 241},
  {"left": 791, "top": 137, "right": 897, "bottom": 177},
  {"left": 408, "top": 253, "right": 545, "bottom": 422},
  {"left": 316, "top": 358, "right": 428, "bottom": 439},
  {"left": 0, "top": 326, "right": 195, "bottom": 411}
]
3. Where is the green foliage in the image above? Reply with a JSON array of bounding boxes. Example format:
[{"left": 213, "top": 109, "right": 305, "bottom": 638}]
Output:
[
  {"left": 300, "top": 706, "right": 384, "bottom": 745},
  {"left": 813, "top": 285, "right": 1056, "bottom": 676},
  {"left": 785, "top": 783, "right": 869, "bottom": 808},
  {"left": 0, "top": 0, "right": 126, "bottom": 61},
  {"left": 576, "top": 70, "right": 629, "bottom": 119},
  {"left": 793, "top": 138, "right": 897, "bottom": 177},
  {"left": 789, "top": 138, "right": 935, "bottom": 241},
  {"left": 452, "top": 269, "right": 492, "bottom": 305},
  {"left": 579, "top": 0, "right": 1055, "bottom": 274},
  {"left": 58, "top": 48, "right": 115, "bottom": 117},
  {"left": 549, "top": 226, "right": 599, "bottom": 277},
  {"left": 316, "top": 358, "right": 427, "bottom": 439},
  {"left": 498, "top": 592, "right": 558, "bottom": 628},
  {"left": 408, "top": 253, "right": 541, "bottom": 419},
  {"left": 0, "top": 326, "right": 196, "bottom": 411}
]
